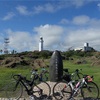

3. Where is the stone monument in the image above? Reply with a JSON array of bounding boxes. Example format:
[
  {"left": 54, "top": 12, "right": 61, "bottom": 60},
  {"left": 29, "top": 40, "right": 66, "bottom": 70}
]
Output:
[{"left": 49, "top": 50, "right": 63, "bottom": 82}]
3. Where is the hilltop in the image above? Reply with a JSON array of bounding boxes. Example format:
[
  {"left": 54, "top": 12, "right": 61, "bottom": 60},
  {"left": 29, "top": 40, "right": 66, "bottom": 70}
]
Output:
[
  {"left": 0, "top": 50, "right": 52, "bottom": 68},
  {"left": 0, "top": 50, "right": 100, "bottom": 68}
]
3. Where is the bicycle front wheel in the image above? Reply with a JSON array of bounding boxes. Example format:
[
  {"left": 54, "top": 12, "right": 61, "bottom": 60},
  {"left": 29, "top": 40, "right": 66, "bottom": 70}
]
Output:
[
  {"left": 53, "top": 81, "right": 72, "bottom": 100},
  {"left": 5, "top": 81, "right": 23, "bottom": 100},
  {"left": 81, "top": 81, "right": 99, "bottom": 100},
  {"left": 33, "top": 81, "right": 51, "bottom": 99}
]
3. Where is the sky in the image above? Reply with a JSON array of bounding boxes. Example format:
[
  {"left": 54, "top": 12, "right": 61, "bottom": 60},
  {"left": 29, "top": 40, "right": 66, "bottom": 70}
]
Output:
[{"left": 0, "top": 0, "right": 100, "bottom": 52}]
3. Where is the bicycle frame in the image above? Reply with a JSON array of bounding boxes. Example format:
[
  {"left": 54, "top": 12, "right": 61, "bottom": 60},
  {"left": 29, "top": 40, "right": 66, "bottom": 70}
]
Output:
[
  {"left": 13, "top": 74, "right": 43, "bottom": 96},
  {"left": 70, "top": 76, "right": 89, "bottom": 98},
  {"left": 63, "top": 69, "right": 83, "bottom": 90},
  {"left": 31, "top": 68, "right": 48, "bottom": 82}
]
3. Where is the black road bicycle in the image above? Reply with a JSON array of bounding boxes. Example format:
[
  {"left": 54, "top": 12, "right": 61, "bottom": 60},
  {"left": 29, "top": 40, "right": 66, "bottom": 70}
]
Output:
[{"left": 5, "top": 69, "right": 51, "bottom": 100}]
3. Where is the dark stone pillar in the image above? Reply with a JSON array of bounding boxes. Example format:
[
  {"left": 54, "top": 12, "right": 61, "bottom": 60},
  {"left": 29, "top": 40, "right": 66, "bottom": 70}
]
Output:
[{"left": 49, "top": 50, "right": 63, "bottom": 82}]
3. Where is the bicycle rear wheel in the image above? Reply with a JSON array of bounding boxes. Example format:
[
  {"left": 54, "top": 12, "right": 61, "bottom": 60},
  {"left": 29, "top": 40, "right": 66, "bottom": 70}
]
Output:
[
  {"left": 81, "top": 81, "right": 99, "bottom": 100},
  {"left": 33, "top": 81, "right": 51, "bottom": 99},
  {"left": 53, "top": 81, "right": 72, "bottom": 100},
  {"left": 5, "top": 81, "right": 23, "bottom": 100}
]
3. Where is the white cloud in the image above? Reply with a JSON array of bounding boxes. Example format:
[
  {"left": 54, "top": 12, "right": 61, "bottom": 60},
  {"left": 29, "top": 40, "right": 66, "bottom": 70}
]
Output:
[
  {"left": 33, "top": 3, "right": 55, "bottom": 14},
  {"left": 15, "top": 1, "right": 94, "bottom": 15},
  {"left": 97, "top": 3, "right": 100, "bottom": 10},
  {"left": 60, "top": 15, "right": 100, "bottom": 28},
  {"left": 5, "top": 29, "right": 37, "bottom": 52},
  {"left": 2, "top": 16, "right": 100, "bottom": 52},
  {"left": 58, "top": 15, "right": 100, "bottom": 51},
  {"left": 60, "top": 18, "right": 69, "bottom": 24},
  {"left": 72, "top": 15, "right": 90, "bottom": 25},
  {"left": 33, "top": 24, "right": 64, "bottom": 50},
  {"left": 33, "top": 1, "right": 84, "bottom": 14},
  {"left": 3, "top": 25, "right": 64, "bottom": 52},
  {"left": 0, "top": 33, "right": 5, "bottom": 50},
  {"left": 33, "top": 23, "right": 100, "bottom": 51},
  {"left": 2, "top": 12, "right": 15, "bottom": 21},
  {"left": 63, "top": 28, "right": 100, "bottom": 51},
  {"left": 16, "top": 5, "right": 31, "bottom": 15}
]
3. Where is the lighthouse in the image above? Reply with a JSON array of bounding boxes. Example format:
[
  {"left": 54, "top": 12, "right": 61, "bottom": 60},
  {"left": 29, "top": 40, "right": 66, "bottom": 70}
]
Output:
[{"left": 39, "top": 37, "right": 44, "bottom": 51}]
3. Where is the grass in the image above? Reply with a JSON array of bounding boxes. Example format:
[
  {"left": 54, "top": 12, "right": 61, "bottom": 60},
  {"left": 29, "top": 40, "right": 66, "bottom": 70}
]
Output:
[
  {"left": 63, "top": 60, "right": 100, "bottom": 97},
  {"left": 0, "top": 66, "right": 32, "bottom": 88},
  {"left": 0, "top": 59, "right": 100, "bottom": 98},
  {"left": 64, "top": 60, "right": 100, "bottom": 79}
]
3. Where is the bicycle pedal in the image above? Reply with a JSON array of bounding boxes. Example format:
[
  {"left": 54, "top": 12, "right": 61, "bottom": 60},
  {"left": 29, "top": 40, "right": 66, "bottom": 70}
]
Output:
[
  {"left": 39, "top": 95, "right": 47, "bottom": 99},
  {"left": 53, "top": 92, "right": 61, "bottom": 96},
  {"left": 47, "top": 96, "right": 52, "bottom": 99}
]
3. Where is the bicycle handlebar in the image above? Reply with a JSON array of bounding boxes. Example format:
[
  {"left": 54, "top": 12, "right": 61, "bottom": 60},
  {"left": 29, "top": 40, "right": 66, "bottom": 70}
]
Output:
[
  {"left": 75, "top": 69, "right": 82, "bottom": 72},
  {"left": 31, "top": 68, "right": 48, "bottom": 75},
  {"left": 63, "top": 68, "right": 82, "bottom": 74},
  {"left": 13, "top": 74, "right": 26, "bottom": 80}
]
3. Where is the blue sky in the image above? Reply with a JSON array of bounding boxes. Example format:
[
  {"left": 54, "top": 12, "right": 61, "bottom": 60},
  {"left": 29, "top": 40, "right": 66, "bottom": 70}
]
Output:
[{"left": 0, "top": 0, "right": 100, "bottom": 52}]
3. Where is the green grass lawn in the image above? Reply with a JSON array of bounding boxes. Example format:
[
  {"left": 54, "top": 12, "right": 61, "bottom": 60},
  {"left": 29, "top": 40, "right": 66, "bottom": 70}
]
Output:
[{"left": 0, "top": 59, "right": 100, "bottom": 98}]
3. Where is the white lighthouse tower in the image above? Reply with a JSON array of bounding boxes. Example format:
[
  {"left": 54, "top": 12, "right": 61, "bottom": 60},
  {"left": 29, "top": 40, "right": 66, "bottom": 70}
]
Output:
[{"left": 39, "top": 37, "right": 44, "bottom": 51}]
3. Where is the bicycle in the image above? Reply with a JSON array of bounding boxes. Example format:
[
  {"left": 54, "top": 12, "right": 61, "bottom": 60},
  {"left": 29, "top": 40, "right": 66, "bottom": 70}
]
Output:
[
  {"left": 53, "top": 69, "right": 99, "bottom": 100},
  {"left": 53, "top": 69, "right": 83, "bottom": 100},
  {"left": 5, "top": 68, "right": 51, "bottom": 100},
  {"left": 31, "top": 67, "right": 48, "bottom": 82},
  {"left": 69, "top": 75, "right": 99, "bottom": 100},
  {"left": 63, "top": 68, "right": 83, "bottom": 86}
]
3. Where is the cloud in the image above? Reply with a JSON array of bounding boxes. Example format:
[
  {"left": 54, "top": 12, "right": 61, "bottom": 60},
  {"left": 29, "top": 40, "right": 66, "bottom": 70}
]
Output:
[
  {"left": 59, "top": 18, "right": 69, "bottom": 24},
  {"left": 16, "top": 5, "right": 31, "bottom": 15},
  {"left": 0, "top": 33, "right": 5, "bottom": 49},
  {"left": 15, "top": 1, "right": 93, "bottom": 15},
  {"left": 73, "top": 15, "right": 100, "bottom": 29},
  {"left": 4, "top": 25, "right": 64, "bottom": 52},
  {"left": 72, "top": 15, "right": 90, "bottom": 25},
  {"left": 5, "top": 29, "right": 37, "bottom": 52},
  {"left": 2, "top": 12, "right": 15, "bottom": 21},
  {"left": 64, "top": 28, "right": 100, "bottom": 50},
  {"left": 33, "top": 24, "right": 100, "bottom": 51},
  {"left": 33, "top": 1, "right": 86, "bottom": 14},
  {"left": 2, "top": 14, "right": 100, "bottom": 52},
  {"left": 33, "top": 3, "right": 55, "bottom": 14},
  {"left": 58, "top": 15, "right": 100, "bottom": 50},
  {"left": 33, "top": 24, "right": 64, "bottom": 50},
  {"left": 97, "top": 3, "right": 100, "bottom": 10},
  {"left": 60, "top": 15, "right": 100, "bottom": 28}
]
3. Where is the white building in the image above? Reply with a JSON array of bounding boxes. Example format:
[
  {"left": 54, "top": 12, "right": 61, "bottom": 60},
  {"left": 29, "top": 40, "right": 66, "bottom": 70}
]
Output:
[
  {"left": 39, "top": 37, "right": 44, "bottom": 51},
  {"left": 74, "top": 43, "right": 93, "bottom": 51},
  {"left": 83, "top": 43, "right": 93, "bottom": 51}
]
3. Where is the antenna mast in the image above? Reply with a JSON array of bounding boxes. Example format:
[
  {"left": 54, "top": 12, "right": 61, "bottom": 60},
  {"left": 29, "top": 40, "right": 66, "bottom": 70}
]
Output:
[{"left": 4, "top": 38, "right": 9, "bottom": 54}]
